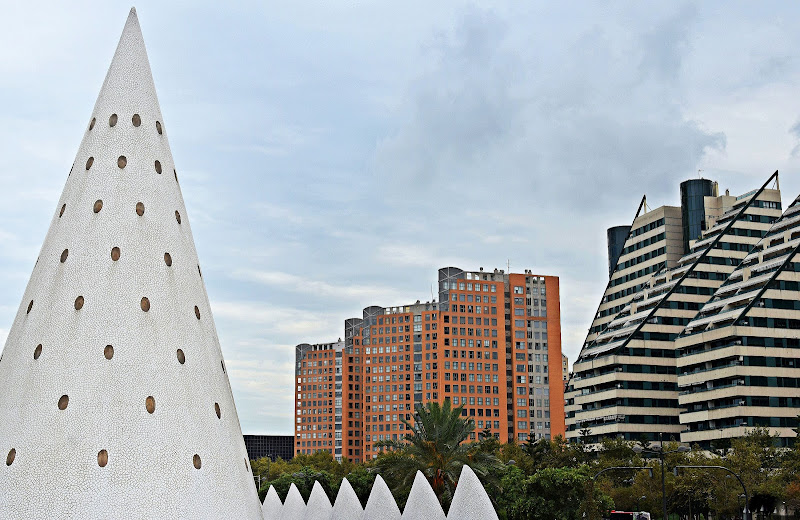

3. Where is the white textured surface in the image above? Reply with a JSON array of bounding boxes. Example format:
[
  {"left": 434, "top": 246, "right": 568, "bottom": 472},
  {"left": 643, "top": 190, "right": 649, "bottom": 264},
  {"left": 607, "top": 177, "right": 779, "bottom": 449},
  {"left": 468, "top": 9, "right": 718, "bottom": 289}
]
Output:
[
  {"left": 446, "top": 466, "right": 498, "bottom": 520},
  {"left": 0, "top": 9, "right": 261, "bottom": 519},
  {"left": 263, "top": 486, "right": 284, "bottom": 520},
  {"left": 403, "top": 471, "right": 445, "bottom": 520},
  {"left": 305, "top": 481, "right": 332, "bottom": 520},
  {"left": 364, "top": 475, "right": 401, "bottom": 520},
  {"left": 331, "top": 478, "right": 363, "bottom": 520},
  {"left": 281, "top": 484, "right": 307, "bottom": 520}
]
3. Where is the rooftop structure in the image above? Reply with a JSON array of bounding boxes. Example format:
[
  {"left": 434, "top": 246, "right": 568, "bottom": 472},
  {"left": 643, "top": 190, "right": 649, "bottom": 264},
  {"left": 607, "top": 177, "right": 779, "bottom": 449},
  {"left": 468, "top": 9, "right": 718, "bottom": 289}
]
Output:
[{"left": 0, "top": 10, "right": 261, "bottom": 518}]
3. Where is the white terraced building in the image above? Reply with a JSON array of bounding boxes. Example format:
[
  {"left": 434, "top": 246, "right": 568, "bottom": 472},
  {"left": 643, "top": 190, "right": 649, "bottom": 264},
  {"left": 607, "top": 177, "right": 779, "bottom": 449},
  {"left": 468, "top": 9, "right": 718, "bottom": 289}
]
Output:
[
  {"left": 566, "top": 174, "right": 784, "bottom": 444},
  {"left": 677, "top": 191, "right": 800, "bottom": 448}
]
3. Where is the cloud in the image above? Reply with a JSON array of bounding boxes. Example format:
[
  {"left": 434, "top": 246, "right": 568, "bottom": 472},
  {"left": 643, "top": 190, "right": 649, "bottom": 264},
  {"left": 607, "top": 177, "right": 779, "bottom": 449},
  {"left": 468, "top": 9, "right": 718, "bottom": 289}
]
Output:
[
  {"left": 229, "top": 269, "right": 408, "bottom": 303},
  {"left": 212, "top": 300, "right": 341, "bottom": 338},
  {"left": 374, "top": 5, "right": 725, "bottom": 213}
]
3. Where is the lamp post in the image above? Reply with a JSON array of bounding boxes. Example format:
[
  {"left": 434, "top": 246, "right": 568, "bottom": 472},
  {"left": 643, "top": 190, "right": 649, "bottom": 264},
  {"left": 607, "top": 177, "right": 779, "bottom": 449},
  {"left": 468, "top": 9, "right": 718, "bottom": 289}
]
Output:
[
  {"left": 637, "top": 495, "right": 647, "bottom": 512},
  {"left": 632, "top": 432, "right": 690, "bottom": 520},
  {"left": 672, "top": 465, "right": 749, "bottom": 520}
]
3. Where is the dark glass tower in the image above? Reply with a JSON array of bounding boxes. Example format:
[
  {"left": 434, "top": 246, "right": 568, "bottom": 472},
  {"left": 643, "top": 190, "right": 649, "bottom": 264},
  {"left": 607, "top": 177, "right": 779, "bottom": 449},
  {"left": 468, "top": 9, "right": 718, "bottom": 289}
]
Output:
[
  {"left": 680, "top": 178, "right": 717, "bottom": 253},
  {"left": 606, "top": 225, "right": 631, "bottom": 278}
]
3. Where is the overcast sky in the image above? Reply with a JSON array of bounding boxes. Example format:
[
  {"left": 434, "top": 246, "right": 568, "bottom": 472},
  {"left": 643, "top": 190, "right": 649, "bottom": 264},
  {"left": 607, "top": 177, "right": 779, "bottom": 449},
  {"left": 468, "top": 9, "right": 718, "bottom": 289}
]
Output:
[{"left": 2, "top": 2, "right": 800, "bottom": 435}]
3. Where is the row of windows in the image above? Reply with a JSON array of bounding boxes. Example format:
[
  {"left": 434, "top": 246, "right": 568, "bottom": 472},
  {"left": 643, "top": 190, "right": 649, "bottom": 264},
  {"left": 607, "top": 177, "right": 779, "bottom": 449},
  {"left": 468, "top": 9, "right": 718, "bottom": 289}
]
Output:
[
  {"left": 445, "top": 373, "right": 500, "bottom": 382},
  {"left": 621, "top": 231, "right": 665, "bottom": 256},
  {"left": 445, "top": 282, "right": 498, "bottom": 292},
  {"left": 610, "top": 259, "right": 666, "bottom": 288},
  {"left": 444, "top": 384, "right": 500, "bottom": 394},
  {"left": 630, "top": 217, "right": 665, "bottom": 239},
  {"left": 618, "top": 246, "right": 667, "bottom": 272}
]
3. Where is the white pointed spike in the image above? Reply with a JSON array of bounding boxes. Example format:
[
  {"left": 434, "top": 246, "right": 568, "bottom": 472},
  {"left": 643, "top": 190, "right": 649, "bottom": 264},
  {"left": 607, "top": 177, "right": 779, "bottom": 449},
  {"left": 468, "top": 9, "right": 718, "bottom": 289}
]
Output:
[
  {"left": 262, "top": 486, "right": 283, "bottom": 520},
  {"left": 279, "top": 483, "right": 307, "bottom": 520},
  {"left": 331, "top": 478, "right": 363, "bottom": 520},
  {"left": 0, "top": 9, "right": 261, "bottom": 519},
  {"left": 446, "top": 465, "right": 498, "bottom": 520},
  {"left": 363, "top": 475, "right": 401, "bottom": 520},
  {"left": 305, "top": 481, "right": 333, "bottom": 520},
  {"left": 402, "top": 471, "right": 445, "bottom": 520}
]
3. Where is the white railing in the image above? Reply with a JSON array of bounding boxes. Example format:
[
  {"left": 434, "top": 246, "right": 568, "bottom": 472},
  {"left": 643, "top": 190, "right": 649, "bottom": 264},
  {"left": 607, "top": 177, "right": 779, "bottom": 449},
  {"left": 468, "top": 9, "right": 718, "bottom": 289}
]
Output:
[{"left": 261, "top": 465, "right": 498, "bottom": 520}]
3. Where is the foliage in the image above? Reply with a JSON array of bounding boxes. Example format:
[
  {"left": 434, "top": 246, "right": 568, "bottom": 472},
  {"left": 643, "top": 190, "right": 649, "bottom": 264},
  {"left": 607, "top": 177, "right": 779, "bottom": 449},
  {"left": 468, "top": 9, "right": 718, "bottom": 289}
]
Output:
[
  {"left": 251, "top": 425, "right": 800, "bottom": 520},
  {"left": 499, "top": 465, "right": 613, "bottom": 520},
  {"left": 373, "top": 400, "right": 504, "bottom": 510}
]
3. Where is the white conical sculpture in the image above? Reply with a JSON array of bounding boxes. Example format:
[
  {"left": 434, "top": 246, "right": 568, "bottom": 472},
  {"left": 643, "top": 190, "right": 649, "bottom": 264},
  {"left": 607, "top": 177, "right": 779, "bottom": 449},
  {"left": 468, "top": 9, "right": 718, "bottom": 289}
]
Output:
[
  {"left": 0, "top": 8, "right": 261, "bottom": 519},
  {"left": 262, "top": 485, "right": 284, "bottom": 520},
  {"left": 331, "top": 477, "right": 364, "bottom": 520},
  {"left": 403, "top": 471, "right": 446, "bottom": 520},
  {"left": 280, "top": 483, "right": 308, "bottom": 520},
  {"left": 305, "top": 481, "right": 333, "bottom": 520},
  {"left": 446, "top": 465, "right": 498, "bottom": 520},
  {"left": 363, "top": 475, "right": 401, "bottom": 520}
]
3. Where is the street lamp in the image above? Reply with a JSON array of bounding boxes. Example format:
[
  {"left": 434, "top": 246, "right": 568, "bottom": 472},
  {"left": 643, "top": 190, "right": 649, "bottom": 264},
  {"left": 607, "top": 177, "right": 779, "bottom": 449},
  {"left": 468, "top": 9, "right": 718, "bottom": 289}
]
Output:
[
  {"left": 637, "top": 495, "right": 647, "bottom": 512},
  {"left": 632, "top": 432, "right": 690, "bottom": 520}
]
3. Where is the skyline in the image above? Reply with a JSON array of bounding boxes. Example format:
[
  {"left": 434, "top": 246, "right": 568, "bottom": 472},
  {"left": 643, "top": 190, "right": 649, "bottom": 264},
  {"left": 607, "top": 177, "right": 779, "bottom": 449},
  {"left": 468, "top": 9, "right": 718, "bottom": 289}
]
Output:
[{"left": 3, "top": 2, "right": 800, "bottom": 435}]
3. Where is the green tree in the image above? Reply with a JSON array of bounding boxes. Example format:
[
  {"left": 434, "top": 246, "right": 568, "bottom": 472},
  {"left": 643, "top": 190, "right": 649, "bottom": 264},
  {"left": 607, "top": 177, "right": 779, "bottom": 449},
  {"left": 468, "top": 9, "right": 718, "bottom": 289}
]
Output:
[
  {"left": 258, "top": 466, "right": 338, "bottom": 502},
  {"left": 373, "top": 400, "right": 504, "bottom": 509},
  {"left": 498, "top": 465, "right": 612, "bottom": 520}
]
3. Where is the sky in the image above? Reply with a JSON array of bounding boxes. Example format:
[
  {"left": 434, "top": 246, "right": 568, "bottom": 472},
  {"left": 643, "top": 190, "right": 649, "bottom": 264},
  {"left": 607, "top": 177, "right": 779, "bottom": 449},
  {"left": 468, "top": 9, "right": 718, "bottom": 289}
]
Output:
[{"left": 2, "top": 1, "right": 800, "bottom": 435}]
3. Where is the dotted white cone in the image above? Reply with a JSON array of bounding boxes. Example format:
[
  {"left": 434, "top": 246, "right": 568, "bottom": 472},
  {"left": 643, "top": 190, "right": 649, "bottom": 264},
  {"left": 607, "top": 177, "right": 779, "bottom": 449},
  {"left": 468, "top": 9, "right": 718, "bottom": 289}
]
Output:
[
  {"left": 280, "top": 483, "right": 307, "bottom": 520},
  {"left": 331, "top": 478, "right": 364, "bottom": 520},
  {"left": 262, "top": 486, "right": 284, "bottom": 520},
  {"left": 402, "top": 471, "right": 445, "bottom": 520},
  {"left": 306, "top": 481, "right": 333, "bottom": 520},
  {"left": 363, "top": 475, "right": 401, "bottom": 520},
  {"left": 0, "top": 8, "right": 261, "bottom": 519},
  {"left": 446, "top": 465, "right": 498, "bottom": 520}
]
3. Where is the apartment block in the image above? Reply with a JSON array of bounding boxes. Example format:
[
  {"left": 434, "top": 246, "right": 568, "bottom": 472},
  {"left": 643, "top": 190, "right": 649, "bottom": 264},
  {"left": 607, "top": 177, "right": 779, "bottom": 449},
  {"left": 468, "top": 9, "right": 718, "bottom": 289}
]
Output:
[
  {"left": 677, "top": 191, "right": 800, "bottom": 447},
  {"left": 294, "top": 339, "right": 345, "bottom": 460},
  {"left": 566, "top": 175, "right": 783, "bottom": 443},
  {"left": 294, "top": 266, "right": 564, "bottom": 461}
]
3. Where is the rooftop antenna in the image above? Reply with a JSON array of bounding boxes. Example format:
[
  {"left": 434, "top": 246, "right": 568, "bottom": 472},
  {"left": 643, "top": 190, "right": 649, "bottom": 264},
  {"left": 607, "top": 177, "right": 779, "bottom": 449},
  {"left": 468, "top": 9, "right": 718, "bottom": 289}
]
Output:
[
  {"left": 698, "top": 169, "right": 703, "bottom": 178},
  {"left": 507, "top": 259, "right": 511, "bottom": 272}
]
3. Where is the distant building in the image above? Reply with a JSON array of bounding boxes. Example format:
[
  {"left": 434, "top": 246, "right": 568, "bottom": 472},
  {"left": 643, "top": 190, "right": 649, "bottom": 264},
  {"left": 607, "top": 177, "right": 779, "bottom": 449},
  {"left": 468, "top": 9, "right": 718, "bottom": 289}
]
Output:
[
  {"left": 567, "top": 175, "right": 785, "bottom": 444},
  {"left": 243, "top": 435, "right": 294, "bottom": 462},
  {"left": 295, "top": 266, "right": 564, "bottom": 462}
]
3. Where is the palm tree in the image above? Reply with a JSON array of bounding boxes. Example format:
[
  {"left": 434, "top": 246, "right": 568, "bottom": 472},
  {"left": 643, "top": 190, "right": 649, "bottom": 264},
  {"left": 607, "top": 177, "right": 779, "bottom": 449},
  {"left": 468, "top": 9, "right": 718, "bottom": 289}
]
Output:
[{"left": 373, "top": 399, "right": 503, "bottom": 507}]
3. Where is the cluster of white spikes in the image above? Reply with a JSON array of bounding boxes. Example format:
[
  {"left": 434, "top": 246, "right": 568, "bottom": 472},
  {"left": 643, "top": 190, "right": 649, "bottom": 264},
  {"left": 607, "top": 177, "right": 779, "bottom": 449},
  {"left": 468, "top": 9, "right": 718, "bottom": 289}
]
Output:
[{"left": 261, "top": 465, "right": 498, "bottom": 520}]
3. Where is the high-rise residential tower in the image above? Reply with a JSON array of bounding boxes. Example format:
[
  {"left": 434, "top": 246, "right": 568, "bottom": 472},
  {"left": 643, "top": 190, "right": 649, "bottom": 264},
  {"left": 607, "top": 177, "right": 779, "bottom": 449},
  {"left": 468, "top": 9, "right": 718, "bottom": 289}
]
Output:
[
  {"left": 566, "top": 174, "right": 782, "bottom": 443},
  {"left": 294, "top": 267, "right": 564, "bottom": 461},
  {"left": 677, "top": 190, "right": 800, "bottom": 447}
]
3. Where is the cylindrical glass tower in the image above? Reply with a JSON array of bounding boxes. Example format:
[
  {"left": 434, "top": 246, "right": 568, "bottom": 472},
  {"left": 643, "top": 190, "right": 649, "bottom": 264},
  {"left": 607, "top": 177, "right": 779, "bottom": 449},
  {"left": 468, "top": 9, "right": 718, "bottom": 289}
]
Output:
[{"left": 680, "top": 178, "right": 718, "bottom": 253}]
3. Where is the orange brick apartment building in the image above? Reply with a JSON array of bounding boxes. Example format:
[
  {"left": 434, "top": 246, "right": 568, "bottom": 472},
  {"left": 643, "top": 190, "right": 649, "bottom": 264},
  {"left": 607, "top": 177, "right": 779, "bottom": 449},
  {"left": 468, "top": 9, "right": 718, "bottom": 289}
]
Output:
[{"left": 294, "top": 266, "right": 565, "bottom": 461}]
